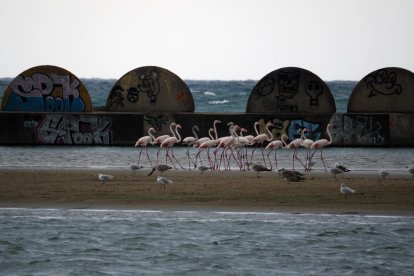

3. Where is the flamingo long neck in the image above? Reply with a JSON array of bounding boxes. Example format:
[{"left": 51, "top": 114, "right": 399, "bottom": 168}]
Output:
[
  {"left": 213, "top": 120, "right": 220, "bottom": 140},
  {"left": 192, "top": 125, "right": 199, "bottom": 140},
  {"left": 208, "top": 128, "right": 215, "bottom": 140},
  {"left": 175, "top": 125, "right": 182, "bottom": 143},
  {"left": 253, "top": 122, "right": 260, "bottom": 136},
  {"left": 169, "top": 123, "right": 177, "bottom": 138},
  {"left": 148, "top": 128, "right": 156, "bottom": 142},
  {"left": 266, "top": 124, "right": 274, "bottom": 141},
  {"left": 326, "top": 124, "right": 333, "bottom": 145}
]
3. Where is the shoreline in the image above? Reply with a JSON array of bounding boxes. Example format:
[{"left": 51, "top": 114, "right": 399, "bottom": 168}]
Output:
[{"left": 1, "top": 169, "right": 413, "bottom": 216}]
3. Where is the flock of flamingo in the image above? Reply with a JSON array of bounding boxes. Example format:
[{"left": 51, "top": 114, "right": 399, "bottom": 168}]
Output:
[{"left": 134, "top": 120, "right": 334, "bottom": 173}]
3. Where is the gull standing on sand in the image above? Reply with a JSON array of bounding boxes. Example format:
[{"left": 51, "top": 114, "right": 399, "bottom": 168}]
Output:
[
  {"left": 129, "top": 164, "right": 144, "bottom": 174},
  {"left": 379, "top": 170, "right": 389, "bottom": 180},
  {"left": 195, "top": 164, "right": 212, "bottom": 174},
  {"left": 98, "top": 174, "right": 113, "bottom": 184},
  {"left": 335, "top": 163, "right": 350, "bottom": 173},
  {"left": 157, "top": 176, "right": 173, "bottom": 189},
  {"left": 340, "top": 183, "right": 356, "bottom": 199},
  {"left": 330, "top": 167, "right": 344, "bottom": 179},
  {"left": 148, "top": 164, "right": 173, "bottom": 176}
]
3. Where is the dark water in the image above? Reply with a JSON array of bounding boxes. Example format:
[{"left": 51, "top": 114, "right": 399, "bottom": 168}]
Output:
[
  {"left": 1, "top": 208, "right": 413, "bottom": 275},
  {"left": 0, "top": 78, "right": 355, "bottom": 113}
]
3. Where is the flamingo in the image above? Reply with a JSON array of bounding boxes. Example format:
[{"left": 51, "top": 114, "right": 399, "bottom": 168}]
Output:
[
  {"left": 286, "top": 129, "right": 307, "bottom": 171},
  {"left": 160, "top": 124, "right": 184, "bottom": 169},
  {"left": 182, "top": 125, "right": 199, "bottom": 170},
  {"left": 265, "top": 134, "right": 287, "bottom": 170},
  {"left": 301, "top": 128, "right": 314, "bottom": 171},
  {"left": 250, "top": 122, "right": 274, "bottom": 168},
  {"left": 233, "top": 126, "right": 252, "bottom": 171},
  {"left": 214, "top": 122, "right": 237, "bottom": 171},
  {"left": 194, "top": 120, "right": 221, "bottom": 166},
  {"left": 134, "top": 127, "right": 156, "bottom": 167},
  {"left": 153, "top": 122, "right": 177, "bottom": 165},
  {"left": 310, "top": 123, "right": 334, "bottom": 172}
]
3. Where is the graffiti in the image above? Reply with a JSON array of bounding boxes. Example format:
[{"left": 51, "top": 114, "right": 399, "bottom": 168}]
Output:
[
  {"left": 36, "top": 114, "right": 112, "bottom": 145},
  {"left": 278, "top": 70, "right": 300, "bottom": 99},
  {"left": 107, "top": 85, "right": 125, "bottom": 110},
  {"left": 287, "top": 119, "right": 321, "bottom": 141},
  {"left": 257, "top": 118, "right": 321, "bottom": 141},
  {"left": 107, "top": 69, "right": 162, "bottom": 110},
  {"left": 332, "top": 115, "right": 386, "bottom": 145},
  {"left": 365, "top": 69, "right": 402, "bottom": 97},
  {"left": 305, "top": 81, "right": 323, "bottom": 106},
  {"left": 254, "top": 77, "right": 275, "bottom": 98},
  {"left": 5, "top": 73, "right": 86, "bottom": 112},
  {"left": 24, "top": 120, "right": 38, "bottom": 128},
  {"left": 144, "top": 114, "right": 168, "bottom": 132}
]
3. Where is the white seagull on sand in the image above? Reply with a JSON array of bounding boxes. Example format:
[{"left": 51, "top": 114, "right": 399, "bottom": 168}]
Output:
[
  {"left": 340, "top": 183, "right": 356, "bottom": 199},
  {"left": 98, "top": 174, "right": 113, "bottom": 184},
  {"left": 195, "top": 164, "right": 212, "bottom": 174},
  {"left": 379, "top": 170, "right": 389, "bottom": 180},
  {"left": 129, "top": 164, "right": 144, "bottom": 174},
  {"left": 157, "top": 176, "right": 173, "bottom": 189}
]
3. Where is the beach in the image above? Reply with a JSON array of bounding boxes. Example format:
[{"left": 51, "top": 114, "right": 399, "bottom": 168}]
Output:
[{"left": 0, "top": 168, "right": 413, "bottom": 215}]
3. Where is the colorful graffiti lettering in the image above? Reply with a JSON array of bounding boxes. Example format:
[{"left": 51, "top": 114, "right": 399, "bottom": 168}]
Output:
[
  {"left": 4, "top": 73, "right": 87, "bottom": 112},
  {"left": 35, "top": 114, "right": 112, "bottom": 145}
]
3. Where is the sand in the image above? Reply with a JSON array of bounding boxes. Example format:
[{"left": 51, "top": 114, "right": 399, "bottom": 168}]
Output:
[{"left": 0, "top": 168, "right": 413, "bottom": 215}]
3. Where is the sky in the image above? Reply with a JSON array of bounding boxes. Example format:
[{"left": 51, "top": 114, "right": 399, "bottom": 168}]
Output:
[{"left": 1, "top": 0, "right": 413, "bottom": 81}]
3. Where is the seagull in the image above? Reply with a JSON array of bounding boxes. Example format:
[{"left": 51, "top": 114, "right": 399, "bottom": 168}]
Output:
[
  {"left": 409, "top": 167, "right": 414, "bottom": 178},
  {"left": 251, "top": 163, "right": 271, "bottom": 177},
  {"left": 98, "top": 174, "right": 113, "bottom": 184},
  {"left": 129, "top": 164, "right": 144, "bottom": 174},
  {"left": 335, "top": 162, "right": 350, "bottom": 173},
  {"left": 157, "top": 176, "right": 173, "bottom": 189},
  {"left": 148, "top": 164, "right": 173, "bottom": 176},
  {"left": 340, "top": 183, "right": 355, "bottom": 199},
  {"left": 195, "top": 164, "right": 212, "bottom": 174},
  {"left": 330, "top": 167, "right": 344, "bottom": 179},
  {"left": 379, "top": 170, "right": 389, "bottom": 180}
]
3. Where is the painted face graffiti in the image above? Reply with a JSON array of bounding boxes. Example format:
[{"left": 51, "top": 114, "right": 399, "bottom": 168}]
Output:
[{"left": 365, "top": 69, "right": 402, "bottom": 97}]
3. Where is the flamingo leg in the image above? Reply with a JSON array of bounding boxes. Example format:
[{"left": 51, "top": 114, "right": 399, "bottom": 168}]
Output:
[
  {"left": 145, "top": 147, "right": 153, "bottom": 167},
  {"left": 170, "top": 148, "right": 184, "bottom": 169},
  {"left": 320, "top": 148, "right": 327, "bottom": 172},
  {"left": 137, "top": 149, "right": 143, "bottom": 166}
]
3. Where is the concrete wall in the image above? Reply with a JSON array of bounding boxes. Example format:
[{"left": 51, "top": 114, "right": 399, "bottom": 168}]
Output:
[{"left": 0, "top": 111, "right": 412, "bottom": 146}]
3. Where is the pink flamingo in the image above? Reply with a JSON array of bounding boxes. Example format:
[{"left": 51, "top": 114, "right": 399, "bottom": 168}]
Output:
[
  {"left": 153, "top": 122, "right": 178, "bottom": 165},
  {"left": 265, "top": 134, "right": 288, "bottom": 170},
  {"left": 310, "top": 123, "right": 334, "bottom": 172},
  {"left": 301, "top": 128, "right": 315, "bottom": 171},
  {"left": 286, "top": 129, "right": 307, "bottom": 171},
  {"left": 250, "top": 122, "right": 274, "bottom": 167},
  {"left": 134, "top": 127, "right": 156, "bottom": 167},
  {"left": 214, "top": 123, "right": 237, "bottom": 171},
  {"left": 182, "top": 125, "right": 199, "bottom": 170},
  {"left": 233, "top": 126, "right": 252, "bottom": 171},
  {"left": 160, "top": 124, "right": 184, "bottom": 169}
]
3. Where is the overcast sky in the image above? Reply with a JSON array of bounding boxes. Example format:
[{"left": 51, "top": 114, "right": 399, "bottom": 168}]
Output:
[{"left": 1, "top": 0, "right": 413, "bottom": 81}]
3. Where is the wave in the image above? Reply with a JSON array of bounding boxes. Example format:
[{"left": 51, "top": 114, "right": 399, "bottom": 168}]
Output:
[
  {"left": 203, "top": 91, "right": 216, "bottom": 96},
  {"left": 208, "top": 100, "right": 229, "bottom": 104}
]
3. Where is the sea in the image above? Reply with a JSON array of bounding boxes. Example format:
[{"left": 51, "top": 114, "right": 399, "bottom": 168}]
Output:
[{"left": 1, "top": 78, "right": 414, "bottom": 275}]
